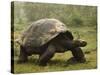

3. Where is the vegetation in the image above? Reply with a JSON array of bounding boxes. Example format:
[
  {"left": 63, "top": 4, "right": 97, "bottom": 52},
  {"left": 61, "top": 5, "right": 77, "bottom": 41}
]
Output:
[{"left": 12, "top": 1, "right": 97, "bottom": 73}]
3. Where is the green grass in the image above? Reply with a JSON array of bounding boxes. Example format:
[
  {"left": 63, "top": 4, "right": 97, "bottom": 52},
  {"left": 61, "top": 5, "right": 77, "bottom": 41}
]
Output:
[{"left": 14, "top": 51, "right": 97, "bottom": 73}]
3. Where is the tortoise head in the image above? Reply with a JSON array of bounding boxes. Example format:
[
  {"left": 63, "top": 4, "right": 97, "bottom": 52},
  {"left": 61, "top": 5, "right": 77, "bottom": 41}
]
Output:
[
  {"left": 73, "top": 32, "right": 87, "bottom": 47},
  {"left": 73, "top": 39, "right": 87, "bottom": 47}
]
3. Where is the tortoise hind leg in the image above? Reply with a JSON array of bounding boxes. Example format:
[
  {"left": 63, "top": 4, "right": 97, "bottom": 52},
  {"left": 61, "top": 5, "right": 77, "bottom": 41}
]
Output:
[{"left": 17, "top": 45, "right": 28, "bottom": 63}]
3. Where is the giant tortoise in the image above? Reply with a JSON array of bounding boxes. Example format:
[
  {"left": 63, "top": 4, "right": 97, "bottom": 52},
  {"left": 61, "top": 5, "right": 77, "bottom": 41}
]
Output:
[{"left": 16, "top": 18, "right": 87, "bottom": 66}]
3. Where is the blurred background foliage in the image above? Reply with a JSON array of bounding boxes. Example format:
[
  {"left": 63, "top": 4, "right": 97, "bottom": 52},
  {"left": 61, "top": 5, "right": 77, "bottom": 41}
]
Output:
[{"left": 13, "top": 2, "right": 97, "bottom": 30}]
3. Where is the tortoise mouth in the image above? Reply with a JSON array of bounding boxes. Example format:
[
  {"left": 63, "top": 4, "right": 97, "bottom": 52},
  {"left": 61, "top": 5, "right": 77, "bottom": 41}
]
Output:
[{"left": 80, "top": 40, "right": 87, "bottom": 47}]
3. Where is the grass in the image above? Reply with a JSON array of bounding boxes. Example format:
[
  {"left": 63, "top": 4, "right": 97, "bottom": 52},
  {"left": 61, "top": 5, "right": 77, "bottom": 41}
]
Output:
[{"left": 14, "top": 51, "right": 97, "bottom": 73}]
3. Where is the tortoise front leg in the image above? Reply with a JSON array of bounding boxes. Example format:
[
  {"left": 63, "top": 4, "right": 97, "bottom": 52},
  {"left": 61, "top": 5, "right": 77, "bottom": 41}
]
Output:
[
  {"left": 70, "top": 47, "right": 86, "bottom": 63},
  {"left": 38, "top": 45, "right": 55, "bottom": 66}
]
